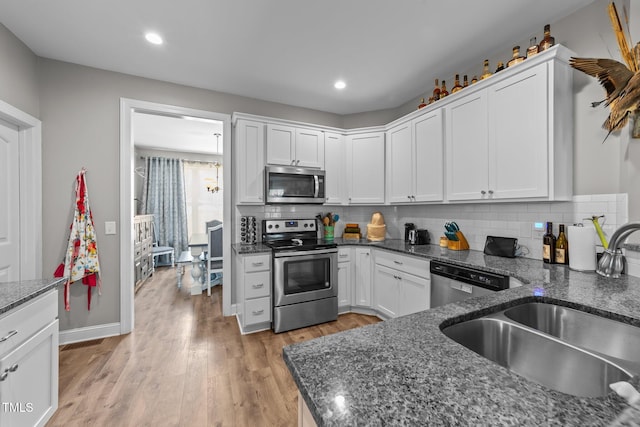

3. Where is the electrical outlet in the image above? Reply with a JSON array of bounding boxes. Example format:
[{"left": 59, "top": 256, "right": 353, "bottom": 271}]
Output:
[
  {"left": 533, "top": 222, "right": 545, "bottom": 237},
  {"left": 105, "top": 221, "right": 117, "bottom": 235}
]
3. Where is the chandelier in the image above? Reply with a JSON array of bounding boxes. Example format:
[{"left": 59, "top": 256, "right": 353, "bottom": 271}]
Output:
[{"left": 206, "top": 133, "right": 222, "bottom": 193}]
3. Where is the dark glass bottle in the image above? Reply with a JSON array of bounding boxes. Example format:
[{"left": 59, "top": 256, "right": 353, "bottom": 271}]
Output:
[
  {"left": 538, "top": 24, "right": 555, "bottom": 51},
  {"left": 555, "top": 224, "right": 569, "bottom": 265},
  {"left": 495, "top": 61, "right": 505, "bottom": 73},
  {"left": 440, "top": 80, "right": 449, "bottom": 98},
  {"left": 543, "top": 222, "right": 556, "bottom": 264},
  {"left": 471, "top": 75, "right": 478, "bottom": 84},
  {"left": 463, "top": 75, "right": 469, "bottom": 88},
  {"left": 432, "top": 79, "right": 441, "bottom": 101},
  {"left": 451, "top": 74, "right": 463, "bottom": 93}
]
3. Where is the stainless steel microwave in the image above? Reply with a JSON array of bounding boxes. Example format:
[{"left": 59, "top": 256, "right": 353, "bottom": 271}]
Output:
[{"left": 265, "top": 165, "right": 326, "bottom": 204}]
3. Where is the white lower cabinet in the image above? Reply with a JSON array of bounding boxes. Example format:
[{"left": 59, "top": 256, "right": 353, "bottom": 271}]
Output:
[
  {"left": 337, "top": 248, "right": 353, "bottom": 311},
  {"left": 0, "top": 289, "right": 58, "bottom": 427},
  {"left": 353, "top": 248, "right": 372, "bottom": 307},
  {"left": 373, "top": 250, "right": 430, "bottom": 319},
  {"left": 235, "top": 253, "right": 272, "bottom": 334}
]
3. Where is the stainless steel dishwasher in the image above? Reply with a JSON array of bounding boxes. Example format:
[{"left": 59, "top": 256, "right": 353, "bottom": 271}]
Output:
[{"left": 429, "top": 260, "right": 510, "bottom": 308}]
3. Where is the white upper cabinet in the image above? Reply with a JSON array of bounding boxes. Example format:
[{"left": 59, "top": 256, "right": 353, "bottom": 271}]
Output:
[
  {"left": 235, "top": 119, "right": 265, "bottom": 205},
  {"left": 324, "top": 132, "right": 347, "bottom": 204},
  {"left": 347, "top": 132, "right": 385, "bottom": 204},
  {"left": 488, "top": 62, "right": 549, "bottom": 199},
  {"left": 387, "top": 110, "right": 444, "bottom": 204},
  {"left": 266, "top": 124, "right": 325, "bottom": 169},
  {"left": 445, "top": 45, "right": 573, "bottom": 202},
  {"left": 445, "top": 91, "right": 489, "bottom": 201}
]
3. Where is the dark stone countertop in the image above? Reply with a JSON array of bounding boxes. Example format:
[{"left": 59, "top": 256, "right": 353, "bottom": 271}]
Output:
[
  {"left": 0, "top": 277, "right": 64, "bottom": 316},
  {"left": 282, "top": 239, "right": 640, "bottom": 426}
]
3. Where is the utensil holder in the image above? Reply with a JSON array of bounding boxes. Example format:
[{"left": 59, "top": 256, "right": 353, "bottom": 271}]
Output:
[{"left": 447, "top": 231, "right": 470, "bottom": 250}]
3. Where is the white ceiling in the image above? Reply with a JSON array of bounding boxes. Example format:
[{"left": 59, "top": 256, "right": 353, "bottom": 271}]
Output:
[
  {"left": 1, "top": 0, "right": 596, "bottom": 115},
  {"left": 133, "top": 111, "right": 223, "bottom": 154}
]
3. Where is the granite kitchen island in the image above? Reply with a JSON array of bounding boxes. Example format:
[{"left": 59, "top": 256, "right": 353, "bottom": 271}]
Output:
[{"left": 283, "top": 245, "right": 640, "bottom": 426}]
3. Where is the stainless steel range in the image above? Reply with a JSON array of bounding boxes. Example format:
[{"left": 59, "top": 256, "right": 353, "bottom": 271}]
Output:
[{"left": 262, "top": 219, "right": 338, "bottom": 333}]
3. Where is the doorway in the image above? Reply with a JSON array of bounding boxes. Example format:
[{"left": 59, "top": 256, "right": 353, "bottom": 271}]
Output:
[{"left": 120, "top": 98, "right": 231, "bottom": 334}]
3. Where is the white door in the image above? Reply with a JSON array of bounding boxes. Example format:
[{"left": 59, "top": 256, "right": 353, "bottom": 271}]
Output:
[
  {"left": 324, "top": 132, "right": 346, "bottom": 204},
  {"left": 413, "top": 110, "right": 444, "bottom": 202},
  {"left": 347, "top": 132, "right": 385, "bottom": 204},
  {"left": 0, "top": 118, "right": 20, "bottom": 282},
  {"left": 295, "top": 128, "right": 324, "bottom": 168},
  {"left": 266, "top": 124, "right": 295, "bottom": 166},
  {"left": 386, "top": 122, "right": 413, "bottom": 204},
  {"left": 373, "top": 264, "right": 399, "bottom": 318}
]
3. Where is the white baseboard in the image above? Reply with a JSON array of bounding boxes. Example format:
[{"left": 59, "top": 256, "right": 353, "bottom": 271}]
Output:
[{"left": 58, "top": 322, "right": 122, "bottom": 345}]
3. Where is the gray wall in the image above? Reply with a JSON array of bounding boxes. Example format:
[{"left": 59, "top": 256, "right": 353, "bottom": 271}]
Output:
[{"left": 0, "top": 23, "right": 39, "bottom": 118}]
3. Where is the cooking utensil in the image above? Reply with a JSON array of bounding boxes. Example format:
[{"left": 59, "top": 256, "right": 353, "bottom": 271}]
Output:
[{"left": 585, "top": 215, "right": 609, "bottom": 249}]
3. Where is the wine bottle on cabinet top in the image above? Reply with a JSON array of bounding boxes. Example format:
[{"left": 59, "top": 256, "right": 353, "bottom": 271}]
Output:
[
  {"left": 495, "top": 61, "right": 505, "bottom": 73},
  {"left": 463, "top": 75, "right": 469, "bottom": 88},
  {"left": 432, "top": 79, "right": 441, "bottom": 101},
  {"left": 543, "top": 222, "right": 556, "bottom": 264},
  {"left": 451, "top": 74, "right": 463, "bottom": 93},
  {"left": 538, "top": 24, "right": 555, "bottom": 51},
  {"left": 507, "top": 46, "right": 525, "bottom": 67},
  {"left": 480, "top": 60, "right": 492, "bottom": 80},
  {"left": 418, "top": 98, "right": 427, "bottom": 109},
  {"left": 526, "top": 37, "right": 539, "bottom": 58},
  {"left": 440, "top": 80, "right": 449, "bottom": 98}
]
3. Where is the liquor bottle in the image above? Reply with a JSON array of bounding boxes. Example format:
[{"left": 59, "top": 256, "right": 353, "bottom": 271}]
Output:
[
  {"left": 480, "top": 60, "right": 492, "bottom": 80},
  {"left": 495, "top": 61, "right": 505, "bottom": 73},
  {"left": 451, "top": 74, "right": 463, "bottom": 93},
  {"left": 427, "top": 96, "right": 435, "bottom": 105},
  {"left": 440, "top": 80, "right": 449, "bottom": 98},
  {"left": 418, "top": 98, "right": 427, "bottom": 109},
  {"left": 555, "top": 224, "right": 569, "bottom": 265},
  {"left": 463, "top": 75, "right": 469, "bottom": 88},
  {"left": 507, "top": 46, "right": 525, "bottom": 67},
  {"left": 471, "top": 75, "right": 478, "bottom": 84},
  {"left": 432, "top": 79, "right": 441, "bottom": 101},
  {"left": 538, "top": 24, "right": 555, "bottom": 51},
  {"left": 526, "top": 37, "right": 539, "bottom": 58},
  {"left": 543, "top": 222, "right": 556, "bottom": 264}
]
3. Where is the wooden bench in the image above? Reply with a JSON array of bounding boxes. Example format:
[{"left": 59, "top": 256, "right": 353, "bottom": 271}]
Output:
[{"left": 176, "top": 251, "right": 193, "bottom": 289}]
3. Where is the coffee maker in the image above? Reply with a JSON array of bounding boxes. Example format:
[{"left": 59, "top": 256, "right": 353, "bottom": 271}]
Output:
[{"left": 404, "top": 223, "right": 416, "bottom": 242}]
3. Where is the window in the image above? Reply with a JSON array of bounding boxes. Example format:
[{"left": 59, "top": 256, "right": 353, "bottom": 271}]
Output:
[{"left": 183, "top": 161, "right": 223, "bottom": 235}]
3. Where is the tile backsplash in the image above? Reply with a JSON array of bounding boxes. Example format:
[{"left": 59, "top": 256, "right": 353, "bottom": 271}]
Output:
[{"left": 236, "top": 193, "right": 628, "bottom": 261}]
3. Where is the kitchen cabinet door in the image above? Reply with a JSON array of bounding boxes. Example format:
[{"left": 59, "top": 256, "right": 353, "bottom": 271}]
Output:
[
  {"left": 266, "top": 123, "right": 296, "bottom": 166},
  {"left": 386, "top": 121, "right": 413, "bottom": 203},
  {"left": 413, "top": 109, "right": 444, "bottom": 202},
  {"left": 445, "top": 91, "right": 489, "bottom": 201},
  {"left": 235, "top": 119, "right": 265, "bottom": 204},
  {"left": 295, "top": 128, "right": 324, "bottom": 169},
  {"left": 338, "top": 258, "right": 352, "bottom": 309},
  {"left": 0, "top": 320, "right": 58, "bottom": 427},
  {"left": 354, "top": 248, "right": 372, "bottom": 307},
  {"left": 373, "top": 264, "right": 399, "bottom": 319},
  {"left": 347, "top": 132, "right": 385, "bottom": 204},
  {"left": 399, "top": 272, "right": 430, "bottom": 316},
  {"left": 488, "top": 63, "right": 548, "bottom": 199},
  {"left": 324, "top": 132, "right": 346, "bottom": 204}
]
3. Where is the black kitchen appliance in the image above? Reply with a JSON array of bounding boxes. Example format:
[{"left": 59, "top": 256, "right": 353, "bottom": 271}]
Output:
[
  {"left": 404, "top": 223, "right": 416, "bottom": 242},
  {"left": 415, "top": 229, "right": 430, "bottom": 245}
]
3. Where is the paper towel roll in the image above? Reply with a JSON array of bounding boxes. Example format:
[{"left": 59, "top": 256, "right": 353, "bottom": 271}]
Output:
[{"left": 568, "top": 225, "right": 596, "bottom": 271}]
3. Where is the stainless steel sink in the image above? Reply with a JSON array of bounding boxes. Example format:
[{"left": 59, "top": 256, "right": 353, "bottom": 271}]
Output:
[
  {"left": 503, "top": 302, "right": 640, "bottom": 368},
  {"left": 442, "top": 313, "right": 632, "bottom": 397}
]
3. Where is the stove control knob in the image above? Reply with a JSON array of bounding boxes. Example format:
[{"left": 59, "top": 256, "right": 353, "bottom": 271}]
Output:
[
  {"left": 268, "top": 224, "right": 272, "bottom": 229},
  {"left": 304, "top": 223, "right": 308, "bottom": 228},
  {"left": 275, "top": 224, "right": 280, "bottom": 229}
]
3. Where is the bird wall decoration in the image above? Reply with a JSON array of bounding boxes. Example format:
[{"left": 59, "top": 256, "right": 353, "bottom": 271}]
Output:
[{"left": 569, "top": 2, "right": 640, "bottom": 141}]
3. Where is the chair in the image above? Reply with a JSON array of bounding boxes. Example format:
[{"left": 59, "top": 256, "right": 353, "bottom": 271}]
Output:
[
  {"left": 205, "top": 221, "right": 223, "bottom": 296},
  {"left": 151, "top": 222, "right": 175, "bottom": 268}
]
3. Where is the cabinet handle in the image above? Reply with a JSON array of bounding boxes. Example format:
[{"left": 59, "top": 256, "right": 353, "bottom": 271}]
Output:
[
  {"left": 8, "top": 364, "right": 18, "bottom": 372},
  {"left": 394, "top": 260, "right": 403, "bottom": 265},
  {"left": 252, "top": 309, "right": 264, "bottom": 315},
  {"left": 252, "top": 262, "right": 264, "bottom": 267},
  {"left": 0, "top": 370, "right": 7, "bottom": 381},
  {"left": 0, "top": 330, "right": 17, "bottom": 342},
  {"left": 296, "top": 160, "right": 300, "bottom": 165},
  {"left": 252, "top": 283, "right": 264, "bottom": 289},
  {"left": 407, "top": 196, "right": 411, "bottom": 200},
  {"left": 339, "top": 254, "right": 349, "bottom": 258},
  {"left": 290, "top": 160, "right": 296, "bottom": 165},
  {"left": 481, "top": 190, "right": 487, "bottom": 195},
  {"left": 488, "top": 190, "right": 494, "bottom": 195}
]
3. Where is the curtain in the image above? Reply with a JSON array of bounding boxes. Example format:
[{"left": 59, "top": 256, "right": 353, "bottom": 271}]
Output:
[{"left": 141, "top": 157, "right": 189, "bottom": 262}]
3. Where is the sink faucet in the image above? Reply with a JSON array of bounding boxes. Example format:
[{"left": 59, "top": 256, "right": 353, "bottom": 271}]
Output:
[{"left": 596, "top": 222, "right": 640, "bottom": 278}]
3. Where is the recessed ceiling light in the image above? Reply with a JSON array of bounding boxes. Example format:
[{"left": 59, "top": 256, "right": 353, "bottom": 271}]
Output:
[
  {"left": 334, "top": 80, "right": 346, "bottom": 90},
  {"left": 145, "top": 32, "right": 163, "bottom": 45}
]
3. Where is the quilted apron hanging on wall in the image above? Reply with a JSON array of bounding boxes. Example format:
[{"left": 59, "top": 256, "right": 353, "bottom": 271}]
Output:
[{"left": 54, "top": 168, "right": 102, "bottom": 311}]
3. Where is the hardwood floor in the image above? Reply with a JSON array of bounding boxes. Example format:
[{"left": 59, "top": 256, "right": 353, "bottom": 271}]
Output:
[{"left": 48, "top": 266, "right": 380, "bottom": 426}]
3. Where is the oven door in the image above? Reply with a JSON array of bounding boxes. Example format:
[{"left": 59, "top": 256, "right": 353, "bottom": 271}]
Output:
[{"left": 273, "top": 249, "right": 337, "bottom": 306}]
